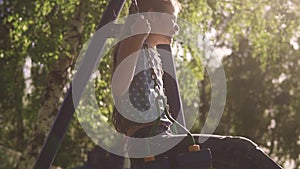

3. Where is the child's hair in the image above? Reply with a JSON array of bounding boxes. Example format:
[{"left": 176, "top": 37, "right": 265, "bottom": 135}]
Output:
[{"left": 112, "top": 0, "right": 181, "bottom": 134}]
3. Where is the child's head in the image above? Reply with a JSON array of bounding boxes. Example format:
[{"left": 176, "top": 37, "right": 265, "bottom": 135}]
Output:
[{"left": 130, "top": 0, "right": 181, "bottom": 16}]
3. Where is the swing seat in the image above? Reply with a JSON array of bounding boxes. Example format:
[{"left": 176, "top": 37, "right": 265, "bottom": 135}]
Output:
[
  {"left": 132, "top": 157, "right": 170, "bottom": 169},
  {"left": 174, "top": 148, "right": 212, "bottom": 169},
  {"left": 131, "top": 148, "right": 212, "bottom": 169}
]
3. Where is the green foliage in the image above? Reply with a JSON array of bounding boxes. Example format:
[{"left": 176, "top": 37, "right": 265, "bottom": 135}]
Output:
[{"left": 178, "top": 0, "right": 300, "bottom": 168}]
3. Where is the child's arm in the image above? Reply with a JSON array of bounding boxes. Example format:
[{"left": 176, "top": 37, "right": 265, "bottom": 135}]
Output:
[{"left": 112, "top": 15, "right": 150, "bottom": 96}]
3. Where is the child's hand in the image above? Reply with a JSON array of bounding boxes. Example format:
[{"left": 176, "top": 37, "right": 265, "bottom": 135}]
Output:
[{"left": 130, "top": 15, "right": 151, "bottom": 40}]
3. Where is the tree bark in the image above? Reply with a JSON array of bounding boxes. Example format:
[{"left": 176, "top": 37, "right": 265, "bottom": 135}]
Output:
[{"left": 16, "top": 1, "right": 87, "bottom": 168}]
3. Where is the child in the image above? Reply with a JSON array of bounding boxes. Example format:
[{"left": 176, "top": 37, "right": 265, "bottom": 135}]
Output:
[
  {"left": 111, "top": 0, "right": 282, "bottom": 168},
  {"left": 111, "top": 0, "right": 181, "bottom": 138}
]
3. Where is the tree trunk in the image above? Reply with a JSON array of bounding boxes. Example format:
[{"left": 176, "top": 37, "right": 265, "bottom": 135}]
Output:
[{"left": 16, "top": 1, "right": 87, "bottom": 168}]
